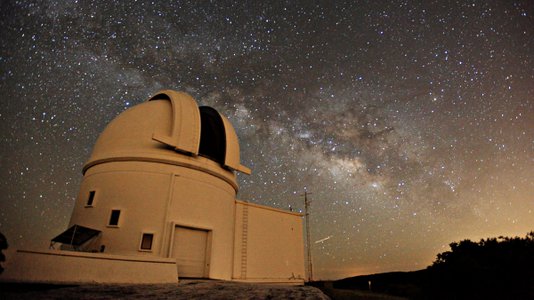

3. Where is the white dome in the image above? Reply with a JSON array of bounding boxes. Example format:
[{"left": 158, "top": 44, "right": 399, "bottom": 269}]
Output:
[{"left": 83, "top": 90, "right": 251, "bottom": 178}]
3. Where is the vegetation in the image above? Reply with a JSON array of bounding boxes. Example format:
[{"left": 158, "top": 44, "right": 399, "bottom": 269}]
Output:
[
  {"left": 0, "top": 232, "right": 7, "bottom": 274},
  {"left": 330, "top": 231, "right": 534, "bottom": 300},
  {"left": 424, "top": 231, "right": 534, "bottom": 299}
]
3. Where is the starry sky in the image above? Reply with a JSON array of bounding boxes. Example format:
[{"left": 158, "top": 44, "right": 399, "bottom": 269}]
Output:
[{"left": 1, "top": 1, "right": 533, "bottom": 280}]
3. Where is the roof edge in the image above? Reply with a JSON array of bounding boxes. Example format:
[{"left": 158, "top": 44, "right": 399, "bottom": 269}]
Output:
[{"left": 83, "top": 156, "right": 239, "bottom": 192}]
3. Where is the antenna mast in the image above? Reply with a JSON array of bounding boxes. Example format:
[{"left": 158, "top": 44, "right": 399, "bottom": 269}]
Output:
[{"left": 302, "top": 191, "right": 313, "bottom": 282}]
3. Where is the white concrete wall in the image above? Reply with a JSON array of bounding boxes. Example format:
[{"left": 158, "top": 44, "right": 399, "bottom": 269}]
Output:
[
  {"left": 70, "top": 161, "right": 171, "bottom": 257},
  {"left": 234, "top": 201, "right": 305, "bottom": 284},
  {"left": 168, "top": 172, "right": 236, "bottom": 280},
  {"left": 0, "top": 249, "right": 177, "bottom": 284},
  {"left": 70, "top": 159, "right": 237, "bottom": 281}
]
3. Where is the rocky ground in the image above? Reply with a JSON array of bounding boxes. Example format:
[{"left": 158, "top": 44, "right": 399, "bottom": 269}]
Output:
[{"left": 0, "top": 280, "right": 330, "bottom": 300}]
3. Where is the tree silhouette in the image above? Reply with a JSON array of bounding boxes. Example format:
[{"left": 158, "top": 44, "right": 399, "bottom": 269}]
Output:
[
  {"left": 425, "top": 231, "right": 534, "bottom": 299},
  {"left": 0, "top": 231, "right": 7, "bottom": 274},
  {"left": 332, "top": 232, "right": 534, "bottom": 299}
]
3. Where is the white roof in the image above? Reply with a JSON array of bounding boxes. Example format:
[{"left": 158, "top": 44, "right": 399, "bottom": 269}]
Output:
[{"left": 83, "top": 90, "right": 251, "bottom": 175}]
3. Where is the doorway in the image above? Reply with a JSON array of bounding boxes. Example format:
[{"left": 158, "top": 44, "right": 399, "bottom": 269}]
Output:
[{"left": 172, "top": 226, "right": 209, "bottom": 278}]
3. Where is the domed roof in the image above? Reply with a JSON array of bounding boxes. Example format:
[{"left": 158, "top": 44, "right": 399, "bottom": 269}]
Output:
[{"left": 83, "top": 90, "right": 251, "bottom": 176}]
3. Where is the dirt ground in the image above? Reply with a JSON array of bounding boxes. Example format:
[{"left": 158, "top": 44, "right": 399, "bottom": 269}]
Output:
[{"left": 0, "top": 280, "right": 330, "bottom": 300}]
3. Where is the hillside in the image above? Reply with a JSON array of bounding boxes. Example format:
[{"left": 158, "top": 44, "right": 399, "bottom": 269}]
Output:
[{"left": 329, "top": 232, "right": 534, "bottom": 299}]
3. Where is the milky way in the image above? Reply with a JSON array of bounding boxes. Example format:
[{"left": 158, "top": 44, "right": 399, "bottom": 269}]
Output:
[{"left": 1, "top": 1, "right": 533, "bottom": 279}]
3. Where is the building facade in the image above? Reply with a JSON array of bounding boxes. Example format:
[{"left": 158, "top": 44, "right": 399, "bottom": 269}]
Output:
[{"left": 2, "top": 90, "right": 304, "bottom": 284}]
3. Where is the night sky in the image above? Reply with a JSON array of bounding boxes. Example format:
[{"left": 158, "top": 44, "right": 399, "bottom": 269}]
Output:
[{"left": 1, "top": 1, "right": 533, "bottom": 279}]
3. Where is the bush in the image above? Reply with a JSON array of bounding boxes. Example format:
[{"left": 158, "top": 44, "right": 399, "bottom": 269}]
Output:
[
  {"left": 425, "top": 231, "right": 534, "bottom": 299},
  {"left": 0, "top": 232, "right": 7, "bottom": 274}
]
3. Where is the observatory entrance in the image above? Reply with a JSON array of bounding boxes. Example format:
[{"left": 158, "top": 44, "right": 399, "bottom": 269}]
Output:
[{"left": 172, "top": 226, "right": 210, "bottom": 278}]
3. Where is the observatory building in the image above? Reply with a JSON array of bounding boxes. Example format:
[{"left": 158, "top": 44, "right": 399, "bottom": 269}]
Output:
[{"left": 1, "top": 90, "right": 305, "bottom": 284}]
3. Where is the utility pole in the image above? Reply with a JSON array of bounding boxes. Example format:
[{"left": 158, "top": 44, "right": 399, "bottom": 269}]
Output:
[{"left": 302, "top": 191, "right": 313, "bottom": 282}]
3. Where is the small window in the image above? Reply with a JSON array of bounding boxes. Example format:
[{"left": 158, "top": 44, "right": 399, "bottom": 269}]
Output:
[
  {"left": 108, "top": 210, "right": 121, "bottom": 226},
  {"left": 86, "top": 191, "right": 96, "bottom": 206},
  {"left": 140, "top": 233, "right": 154, "bottom": 251}
]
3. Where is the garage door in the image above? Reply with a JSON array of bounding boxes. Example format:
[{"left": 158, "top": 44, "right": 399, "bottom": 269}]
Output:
[{"left": 172, "top": 227, "right": 209, "bottom": 278}]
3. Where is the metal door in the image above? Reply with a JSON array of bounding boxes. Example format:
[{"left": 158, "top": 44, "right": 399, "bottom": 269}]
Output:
[{"left": 172, "top": 227, "right": 208, "bottom": 278}]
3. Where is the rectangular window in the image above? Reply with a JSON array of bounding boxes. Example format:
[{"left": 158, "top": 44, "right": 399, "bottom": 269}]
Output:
[
  {"left": 86, "top": 191, "right": 96, "bottom": 206},
  {"left": 140, "top": 233, "right": 154, "bottom": 251},
  {"left": 108, "top": 210, "right": 121, "bottom": 226}
]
